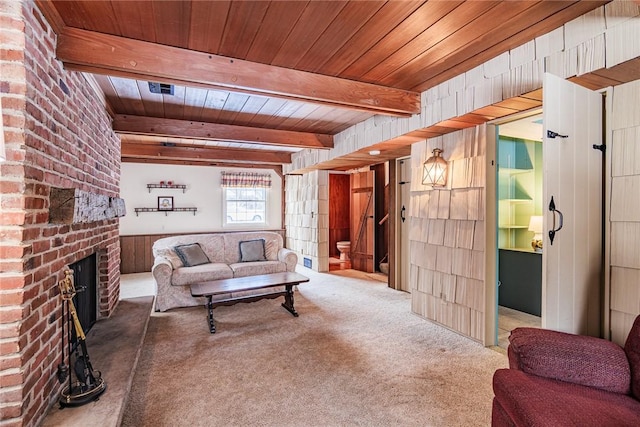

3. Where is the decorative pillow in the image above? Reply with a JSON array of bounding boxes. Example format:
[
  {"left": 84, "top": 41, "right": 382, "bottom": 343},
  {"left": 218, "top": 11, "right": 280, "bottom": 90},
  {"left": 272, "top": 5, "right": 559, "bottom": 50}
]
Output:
[
  {"left": 239, "top": 239, "right": 266, "bottom": 262},
  {"left": 173, "top": 243, "right": 211, "bottom": 267},
  {"left": 156, "top": 247, "right": 184, "bottom": 269}
]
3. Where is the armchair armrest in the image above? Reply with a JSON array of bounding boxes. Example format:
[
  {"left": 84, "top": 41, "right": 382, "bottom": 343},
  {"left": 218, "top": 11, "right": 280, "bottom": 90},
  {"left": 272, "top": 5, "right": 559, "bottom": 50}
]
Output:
[
  {"left": 278, "top": 248, "right": 297, "bottom": 272},
  {"left": 508, "top": 327, "right": 631, "bottom": 394},
  {"left": 151, "top": 258, "right": 173, "bottom": 286}
]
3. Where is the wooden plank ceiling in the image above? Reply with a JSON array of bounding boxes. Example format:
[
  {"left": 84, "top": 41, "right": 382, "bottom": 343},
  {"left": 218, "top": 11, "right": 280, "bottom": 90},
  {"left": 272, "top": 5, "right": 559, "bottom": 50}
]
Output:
[{"left": 37, "top": 0, "right": 615, "bottom": 172}]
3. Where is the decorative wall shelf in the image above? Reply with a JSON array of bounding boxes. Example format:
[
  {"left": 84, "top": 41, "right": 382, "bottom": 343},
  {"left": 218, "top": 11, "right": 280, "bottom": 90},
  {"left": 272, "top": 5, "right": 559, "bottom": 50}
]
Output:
[
  {"left": 147, "top": 184, "right": 187, "bottom": 193},
  {"left": 134, "top": 207, "right": 197, "bottom": 216}
]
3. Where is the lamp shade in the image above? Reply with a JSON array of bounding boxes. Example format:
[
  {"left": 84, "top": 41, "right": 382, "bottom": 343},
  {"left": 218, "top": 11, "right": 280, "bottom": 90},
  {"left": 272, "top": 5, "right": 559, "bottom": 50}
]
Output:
[
  {"left": 528, "top": 215, "right": 543, "bottom": 235},
  {"left": 422, "top": 148, "right": 447, "bottom": 187}
]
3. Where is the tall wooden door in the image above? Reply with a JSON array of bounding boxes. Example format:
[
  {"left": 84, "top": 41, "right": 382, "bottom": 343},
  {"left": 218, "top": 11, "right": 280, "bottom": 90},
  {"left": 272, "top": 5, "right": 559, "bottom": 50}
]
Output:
[
  {"left": 397, "top": 158, "right": 411, "bottom": 292},
  {"left": 542, "top": 72, "right": 603, "bottom": 336},
  {"left": 351, "top": 171, "right": 375, "bottom": 272}
]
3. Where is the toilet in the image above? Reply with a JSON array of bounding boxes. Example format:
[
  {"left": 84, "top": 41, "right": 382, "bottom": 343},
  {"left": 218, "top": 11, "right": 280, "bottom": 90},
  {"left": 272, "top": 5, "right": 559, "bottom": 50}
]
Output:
[{"left": 336, "top": 241, "right": 351, "bottom": 261}]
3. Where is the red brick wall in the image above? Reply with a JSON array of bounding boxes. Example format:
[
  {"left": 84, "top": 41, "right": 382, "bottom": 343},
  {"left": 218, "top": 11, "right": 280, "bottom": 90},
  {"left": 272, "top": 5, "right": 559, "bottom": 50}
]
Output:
[{"left": 0, "top": 1, "right": 121, "bottom": 426}]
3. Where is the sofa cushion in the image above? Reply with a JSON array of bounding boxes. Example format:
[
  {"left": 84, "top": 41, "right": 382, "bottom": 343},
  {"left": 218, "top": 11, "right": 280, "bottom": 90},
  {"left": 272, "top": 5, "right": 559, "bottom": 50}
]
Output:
[
  {"left": 493, "top": 369, "right": 640, "bottom": 426},
  {"left": 155, "top": 247, "right": 184, "bottom": 269},
  {"left": 508, "top": 327, "right": 631, "bottom": 394},
  {"left": 239, "top": 239, "right": 266, "bottom": 262},
  {"left": 153, "top": 234, "right": 226, "bottom": 263},
  {"left": 223, "top": 232, "right": 283, "bottom": 264},
  {"left": 230, "top": 261, "right": 286, "bottom": 278},
  {"left": 174, "top": 243, "right": 211, "bottom": 267},
  {"left": 172, "top": 263, "right": 233, "bottom": 286},
  {"left": 625, "top": 315, "right": 640, "bottom": 399}
]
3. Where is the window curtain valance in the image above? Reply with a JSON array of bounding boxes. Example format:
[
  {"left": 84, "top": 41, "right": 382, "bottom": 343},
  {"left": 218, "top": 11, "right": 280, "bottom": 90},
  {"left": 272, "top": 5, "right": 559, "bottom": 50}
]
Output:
[{"left": 221, "top": 171, "right": 272, "bottom": 188}]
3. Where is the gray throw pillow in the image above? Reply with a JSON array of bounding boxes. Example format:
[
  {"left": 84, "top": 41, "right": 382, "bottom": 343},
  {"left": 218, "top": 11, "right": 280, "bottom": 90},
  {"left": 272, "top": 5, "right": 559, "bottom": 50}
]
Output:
[
  {"left": 173, "top": 243, "right": 210, "bottom": 267},
  {"left": 239, "top": 239, "right": 266, "bottom": 262}
]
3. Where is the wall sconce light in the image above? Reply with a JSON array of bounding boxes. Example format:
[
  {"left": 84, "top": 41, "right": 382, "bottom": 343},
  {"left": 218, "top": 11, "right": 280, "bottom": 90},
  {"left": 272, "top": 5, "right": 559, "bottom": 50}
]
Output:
[
  {"left": 422, "top": 148, "right": 447, "bottom": 187},
  {"left": 528, "top": 215, "right": 543, "bottom": 252}
]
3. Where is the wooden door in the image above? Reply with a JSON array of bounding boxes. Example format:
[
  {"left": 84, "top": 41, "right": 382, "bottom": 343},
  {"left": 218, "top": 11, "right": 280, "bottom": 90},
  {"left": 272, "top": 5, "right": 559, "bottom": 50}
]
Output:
[
  {"left": 351, "top": 171, "right": 375, "bottom": 272},
  {"left": 397, "top": 158, "right": 411, "bottom": 292},
  {"left": 542, "top": 72, "right": 603, "bottom": 336}
]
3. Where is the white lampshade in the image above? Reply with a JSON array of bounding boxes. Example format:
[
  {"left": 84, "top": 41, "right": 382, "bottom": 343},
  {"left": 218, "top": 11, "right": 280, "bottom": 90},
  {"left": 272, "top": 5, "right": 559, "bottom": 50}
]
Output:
[{"left": 528, "top": 216, "right": 543, "bottom": 236}]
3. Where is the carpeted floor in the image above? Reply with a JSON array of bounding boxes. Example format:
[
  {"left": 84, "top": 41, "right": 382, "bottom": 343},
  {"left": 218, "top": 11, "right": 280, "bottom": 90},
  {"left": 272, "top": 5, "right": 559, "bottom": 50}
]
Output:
[{"left": 122, "top": 268, "right": 507, "bottom": 427}]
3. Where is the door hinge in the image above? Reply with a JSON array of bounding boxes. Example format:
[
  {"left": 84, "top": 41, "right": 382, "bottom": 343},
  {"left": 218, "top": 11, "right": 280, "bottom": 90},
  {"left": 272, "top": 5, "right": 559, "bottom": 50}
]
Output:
[{"left": 592, "top": 144, "right": 605, "bottom": 152}]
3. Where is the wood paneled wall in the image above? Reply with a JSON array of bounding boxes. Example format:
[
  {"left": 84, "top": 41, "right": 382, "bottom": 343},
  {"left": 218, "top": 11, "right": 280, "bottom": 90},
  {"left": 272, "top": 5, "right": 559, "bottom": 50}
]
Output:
[
  {"left": 120, "top": 229, "right": 286, "bottom": 274},
  {"left": 329, "top": 173, "right": 350, "bottom": 258},
  {"left": 609, "top": 79, "right": 640, "bottom": 345}
]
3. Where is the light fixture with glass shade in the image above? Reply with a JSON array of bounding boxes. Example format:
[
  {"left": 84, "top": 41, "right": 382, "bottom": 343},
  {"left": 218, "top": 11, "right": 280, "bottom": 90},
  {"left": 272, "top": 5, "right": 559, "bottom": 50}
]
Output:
[
  {"left": 422, "top": 148, "right": 447, "bottom": 187},
  {"left": 528, "top": 215, "right": 543, "bottom": 252}
]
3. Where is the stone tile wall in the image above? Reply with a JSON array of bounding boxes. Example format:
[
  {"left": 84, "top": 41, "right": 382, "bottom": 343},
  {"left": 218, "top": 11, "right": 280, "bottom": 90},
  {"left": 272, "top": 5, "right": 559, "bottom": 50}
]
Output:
[{"left": 284, "top": 170, "right": 329, "bottom": 271}]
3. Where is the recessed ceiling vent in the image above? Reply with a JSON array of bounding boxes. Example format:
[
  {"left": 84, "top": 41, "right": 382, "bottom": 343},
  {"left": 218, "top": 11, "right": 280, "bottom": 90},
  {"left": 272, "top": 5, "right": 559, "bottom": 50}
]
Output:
[{"left": 148, "top": 82, "right": 174, "bottom": 95}]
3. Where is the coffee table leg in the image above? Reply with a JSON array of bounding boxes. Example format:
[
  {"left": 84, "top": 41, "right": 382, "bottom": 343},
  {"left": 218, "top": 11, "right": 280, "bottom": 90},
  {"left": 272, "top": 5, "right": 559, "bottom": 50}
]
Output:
[
  {"left": 207, "top": 297, "right": 216, "bottom": 333},
  {"left": 281, "top": 284, "right": 299, "bottom": 317}
]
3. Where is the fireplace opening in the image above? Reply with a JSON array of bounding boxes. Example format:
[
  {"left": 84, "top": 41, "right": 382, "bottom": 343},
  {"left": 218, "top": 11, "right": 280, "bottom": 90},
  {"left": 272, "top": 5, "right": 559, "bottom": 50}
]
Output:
[{"left": 69, "top": 253, "right": 98, "bottom": 343}]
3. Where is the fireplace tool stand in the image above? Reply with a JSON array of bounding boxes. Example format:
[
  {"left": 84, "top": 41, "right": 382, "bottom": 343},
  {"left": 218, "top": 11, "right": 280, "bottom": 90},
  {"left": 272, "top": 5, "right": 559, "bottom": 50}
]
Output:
[{"left": 58, "top": 269, "right": 106, "bottom": 407}]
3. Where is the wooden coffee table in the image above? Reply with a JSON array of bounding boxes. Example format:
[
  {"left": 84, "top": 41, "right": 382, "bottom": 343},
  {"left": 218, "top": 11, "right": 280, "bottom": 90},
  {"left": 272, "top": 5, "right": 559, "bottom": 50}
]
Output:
[{"left": 190, "top": 272, "right": 309, "bottom": 333}]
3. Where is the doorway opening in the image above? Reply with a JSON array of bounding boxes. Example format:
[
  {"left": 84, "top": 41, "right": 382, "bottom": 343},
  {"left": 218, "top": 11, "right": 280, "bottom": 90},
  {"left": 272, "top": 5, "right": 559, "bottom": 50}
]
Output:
[
  {"left": 329, "top": 172, "right": 352, "bottom": 271},
  {"left": 495, "top": 112, "right": 543, "bottom": 348},
  {"left": 327, "top": 165, "right": 391, "bottom": 284}
]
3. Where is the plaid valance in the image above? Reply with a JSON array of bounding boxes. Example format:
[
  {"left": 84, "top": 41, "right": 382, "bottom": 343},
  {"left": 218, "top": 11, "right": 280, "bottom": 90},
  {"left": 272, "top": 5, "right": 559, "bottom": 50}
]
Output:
[{"left": 221, "top": 171, "right": 272, "bottom": 188}]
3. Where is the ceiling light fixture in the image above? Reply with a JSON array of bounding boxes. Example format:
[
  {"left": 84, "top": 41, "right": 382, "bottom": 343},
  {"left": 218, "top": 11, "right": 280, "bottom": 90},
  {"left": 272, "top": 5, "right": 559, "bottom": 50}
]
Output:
[{"left": 369, "top": 150, "right": 381, "bottom": 155}]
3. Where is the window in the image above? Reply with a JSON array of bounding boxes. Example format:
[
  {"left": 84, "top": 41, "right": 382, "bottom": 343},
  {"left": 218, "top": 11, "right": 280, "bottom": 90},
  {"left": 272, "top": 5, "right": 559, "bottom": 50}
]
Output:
[
  {"left": 224, "top": 187, "right": 266, "bottom": 224},
  {"left": 221, "top": 171, "right": 271, "bottom": 226}
]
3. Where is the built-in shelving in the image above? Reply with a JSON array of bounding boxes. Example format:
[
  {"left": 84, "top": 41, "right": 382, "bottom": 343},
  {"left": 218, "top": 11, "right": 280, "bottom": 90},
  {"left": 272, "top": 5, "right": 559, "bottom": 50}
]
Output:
[
  {"left": 134, "top": 207, "right": 197, "bottom": 216},
  {"left": 147, "top": 184, "right": 187, "bottom": 193},
  {"left": 498, "top": 136, "right": 542, "bottom": 250}
]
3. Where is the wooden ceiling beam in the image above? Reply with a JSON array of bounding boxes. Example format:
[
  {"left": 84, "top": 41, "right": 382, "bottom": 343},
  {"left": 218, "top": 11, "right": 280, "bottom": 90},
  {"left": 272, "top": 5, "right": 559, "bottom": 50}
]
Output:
[
  {"left": 121, "top": 143, "right": 292, "bottom": 164},
  {"left": 121, "top": 157, "right": 283, "bottom": 174},
  {"left": 114, "top": 115, "right": 333, "bottom": 149},
  {"left": 56, "top": 27, "right": 420, "bottom": 117}
]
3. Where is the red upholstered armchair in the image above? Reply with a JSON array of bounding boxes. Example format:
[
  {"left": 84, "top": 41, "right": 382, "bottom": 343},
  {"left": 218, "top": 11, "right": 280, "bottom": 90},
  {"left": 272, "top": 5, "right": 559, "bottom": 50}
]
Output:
[{"left": 492, "top": 315, "right": 640, "bottom": 426}]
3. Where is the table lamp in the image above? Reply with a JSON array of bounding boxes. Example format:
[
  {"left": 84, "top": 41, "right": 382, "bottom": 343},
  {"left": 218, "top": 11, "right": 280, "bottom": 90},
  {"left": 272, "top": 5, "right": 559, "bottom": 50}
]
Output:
[{"left": 528, "top": 215, "right": 543, "bottom": 252}]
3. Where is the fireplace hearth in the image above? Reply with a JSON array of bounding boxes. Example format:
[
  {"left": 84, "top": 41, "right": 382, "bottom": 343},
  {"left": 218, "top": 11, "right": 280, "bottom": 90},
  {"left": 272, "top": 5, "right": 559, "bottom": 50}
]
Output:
[{"left": 69, "top": 253, "right": 98, "bottom": 340}]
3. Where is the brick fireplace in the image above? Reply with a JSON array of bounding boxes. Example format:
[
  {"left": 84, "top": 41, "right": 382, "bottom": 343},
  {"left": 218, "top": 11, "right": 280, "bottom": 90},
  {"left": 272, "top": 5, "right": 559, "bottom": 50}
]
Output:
[{"left": 0, "top": 1, "right": 122, "bottom": 426}]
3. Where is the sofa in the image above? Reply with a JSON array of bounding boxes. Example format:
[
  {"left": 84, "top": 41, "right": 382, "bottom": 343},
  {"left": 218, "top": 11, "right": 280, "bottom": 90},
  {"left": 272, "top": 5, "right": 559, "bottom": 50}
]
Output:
[
  {"left": 492, "top": 315, "right": 640, "bottom": 426},
  {"left": 152, "top": 231, "right": 298, "bottom": 312}
]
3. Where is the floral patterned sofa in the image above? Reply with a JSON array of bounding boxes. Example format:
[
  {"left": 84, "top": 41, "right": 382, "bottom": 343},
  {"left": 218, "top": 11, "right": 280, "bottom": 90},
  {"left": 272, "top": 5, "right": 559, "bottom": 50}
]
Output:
[{"left": 151, "top": 231, "right": 297, "bottom": 312}]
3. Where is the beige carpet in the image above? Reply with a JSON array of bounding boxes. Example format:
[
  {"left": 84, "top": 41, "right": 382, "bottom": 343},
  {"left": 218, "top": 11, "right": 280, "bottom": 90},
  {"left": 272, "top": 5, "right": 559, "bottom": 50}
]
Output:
[{"left": 122, "top": 268, "right": 507, "bottom": 427}]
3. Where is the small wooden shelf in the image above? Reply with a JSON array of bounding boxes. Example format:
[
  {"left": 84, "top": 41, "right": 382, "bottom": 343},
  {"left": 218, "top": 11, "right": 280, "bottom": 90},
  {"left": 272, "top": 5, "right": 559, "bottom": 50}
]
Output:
[
  {"left": 500, "top": 198, "right": 532, "bottom": 203},
  {"left": 498, "top": 167, "right": 533, "bottom": 175},
  {"left": 134, "top": 207, "right": 197, "bottom": 216},
  {"left": 147, "top": 184, "right": 187, "bottom": 193}
]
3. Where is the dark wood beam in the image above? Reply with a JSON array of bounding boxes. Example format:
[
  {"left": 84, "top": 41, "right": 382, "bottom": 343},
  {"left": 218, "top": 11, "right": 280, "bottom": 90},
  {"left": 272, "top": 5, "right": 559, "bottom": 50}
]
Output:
[
  {"left": 56, "top": 27, "right": 420, "bottom": 116},
  {"left": 121, "top": 143, "right": 292, "bottom": 164},
  {"left": 114, "top": 115, "right": 333, "bottom": 149},
  {"left": 121, "top": 157, "right": 283, "bottom": 174}
]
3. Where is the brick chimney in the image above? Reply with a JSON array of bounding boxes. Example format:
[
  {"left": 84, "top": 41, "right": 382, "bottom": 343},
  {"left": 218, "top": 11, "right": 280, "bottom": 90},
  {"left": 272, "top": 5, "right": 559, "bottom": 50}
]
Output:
[{"left": 0, "top": 1, "right": 122, "bottom": 425}]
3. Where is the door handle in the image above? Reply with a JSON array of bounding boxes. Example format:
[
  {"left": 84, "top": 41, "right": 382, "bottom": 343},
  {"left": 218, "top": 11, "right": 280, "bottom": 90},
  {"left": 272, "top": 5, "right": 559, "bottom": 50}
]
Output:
[
  {"left": 548, "top": 196, "right": 563, "bottom": 245},
  {"left": 401, "top": 205, "right": 406, "bottom": 223}
]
